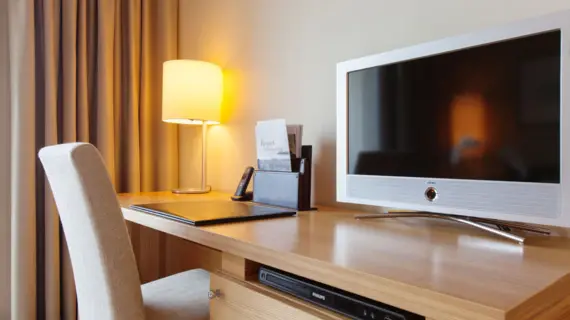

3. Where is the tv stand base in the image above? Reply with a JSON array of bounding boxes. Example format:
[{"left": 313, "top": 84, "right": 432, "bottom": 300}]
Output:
[{"left": 355, "top": 212, "right": 551, "bottom": 244}]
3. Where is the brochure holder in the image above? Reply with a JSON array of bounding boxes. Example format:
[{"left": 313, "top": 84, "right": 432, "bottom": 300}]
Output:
[{"left": 253, "top": 145, "right": 314, "bottom": 211}]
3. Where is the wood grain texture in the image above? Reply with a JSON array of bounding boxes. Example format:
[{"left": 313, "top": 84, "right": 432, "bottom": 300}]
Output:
[
  {"left": 244, "top": 280, "right": 349, "bottom": 320},
  {"left": 506, "top": 272, "right": 570, "bottom": 320},
  {"left": 127, "top": 222, "right": 222, "bottom": 283},
  {"left": 221, "top": 253, "right": 260, "bottom": 281},
  {"left": 136, "top": 224, "right": 163, "bottom": 283},
  {"left": 210, "top": 272, "right": 346, "bottom": 320},
  {"left": 164, "top": 236, "right": 222, "bottom": 274},
  {"left": 120, "top": 192, "right": 570, "bottom": 320}
]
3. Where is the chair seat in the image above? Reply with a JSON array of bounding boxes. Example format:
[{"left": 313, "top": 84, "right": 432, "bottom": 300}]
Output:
[{"left": 142, "top": 269, "right": 210, "bottom": 320}]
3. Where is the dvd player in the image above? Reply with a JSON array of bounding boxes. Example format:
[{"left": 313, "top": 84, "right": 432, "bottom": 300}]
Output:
[{"left": 259, "top": 266, "right": 424, "bottom": 320}]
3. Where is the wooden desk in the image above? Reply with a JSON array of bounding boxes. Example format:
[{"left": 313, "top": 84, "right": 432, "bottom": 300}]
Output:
[{"left": 120, "top": 192, "right": 570, "bottom": 320}]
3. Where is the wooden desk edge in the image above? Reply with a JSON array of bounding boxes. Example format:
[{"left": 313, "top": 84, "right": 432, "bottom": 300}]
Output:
[
  {"left": 122, "top": 206, "right": 508, "bottom": 319},
  {"left": 120, "top": 194, "right": 570, "bottom": 320},
  {"left": 506, "top": 272, "right": 570, "bottom": 320}
]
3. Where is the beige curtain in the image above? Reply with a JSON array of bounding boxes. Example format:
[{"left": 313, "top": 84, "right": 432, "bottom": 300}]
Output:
[{"left": 8, "top": 0, "right": 180, "bottom": 319}]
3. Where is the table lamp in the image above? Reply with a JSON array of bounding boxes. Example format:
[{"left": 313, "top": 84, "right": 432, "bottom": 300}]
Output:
[{"left": 162, "top": 60, "right": 223, "bottom": 194}]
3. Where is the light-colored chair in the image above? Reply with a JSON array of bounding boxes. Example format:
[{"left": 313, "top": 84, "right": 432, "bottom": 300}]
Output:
[{"left": 39, "top": 143, "right": 209, "bottom": 320}]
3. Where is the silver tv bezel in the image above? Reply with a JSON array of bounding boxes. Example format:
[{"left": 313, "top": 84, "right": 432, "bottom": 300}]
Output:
[{"left": 336, "top": 10, "right": 570, "bottom": 227}]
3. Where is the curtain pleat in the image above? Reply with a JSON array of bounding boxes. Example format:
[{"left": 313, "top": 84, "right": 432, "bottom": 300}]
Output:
[
  {"left": 8, "top": 0, "right": 37, "bottom": 319},
  {"left": 40, "top": 0, "right": 62, "bottom": 317},
  {"left": 60, "top": 1, "right": 78, "bottom": 319},
  {"left": 8, "top": 1, "right": 181, "bottom": 319},
  {"left": 95, "top": 0, "right": 116, "bottom": 182},
  {"left": 141, "top": 0, "right": 179, "bottom": 192},
  {"left": 62, "top": 0, "right": 78, "bottom": 143}
]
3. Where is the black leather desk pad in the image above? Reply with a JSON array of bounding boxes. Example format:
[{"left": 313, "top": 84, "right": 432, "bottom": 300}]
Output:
[{"left": 130, "top": 201, "right": 296, "bottom": 226}]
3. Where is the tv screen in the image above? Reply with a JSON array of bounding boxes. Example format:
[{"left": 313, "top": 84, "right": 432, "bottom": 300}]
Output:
[{"left": 348, "top": 30, "right": 561, "bottom": 184}]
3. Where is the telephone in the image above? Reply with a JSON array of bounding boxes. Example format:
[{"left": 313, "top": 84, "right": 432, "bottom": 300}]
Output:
[{"left": 231, "top": 166, "right": 254, "bottom": 201}]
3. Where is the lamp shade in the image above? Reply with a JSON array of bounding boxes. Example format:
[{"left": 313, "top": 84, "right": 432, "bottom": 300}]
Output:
[{"left": 162, "top": 60, "right": 223, "bottom": 125}]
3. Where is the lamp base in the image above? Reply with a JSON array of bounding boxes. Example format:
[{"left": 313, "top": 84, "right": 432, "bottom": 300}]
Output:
[{"left": 172, "top": 186, "right": 212, "bottom": 194}]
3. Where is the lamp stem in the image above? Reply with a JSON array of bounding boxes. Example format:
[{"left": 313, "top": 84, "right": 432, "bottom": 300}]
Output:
[
  {"left": 201, "top": 121, "right": 208, "bottom": 191},
  {"left": 171, "top": 122, "right": 211, "bottom": 194}
]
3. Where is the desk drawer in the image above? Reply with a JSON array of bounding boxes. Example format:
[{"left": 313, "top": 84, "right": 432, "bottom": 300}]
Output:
[{"left": 210, "top": 273, "right": 345, "bottom": 320}]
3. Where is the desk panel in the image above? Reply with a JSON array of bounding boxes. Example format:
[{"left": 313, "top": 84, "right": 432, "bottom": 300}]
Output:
[{"left": 120, "top": 192, "right": 570, "bottom": 320}]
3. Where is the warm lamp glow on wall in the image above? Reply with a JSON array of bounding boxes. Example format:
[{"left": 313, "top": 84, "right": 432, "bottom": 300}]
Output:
[{"left": 162, "top": 60, "right": 223, "bottom": 194}]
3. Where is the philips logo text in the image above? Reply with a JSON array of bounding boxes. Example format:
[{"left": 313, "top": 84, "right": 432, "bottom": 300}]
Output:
[{"left": 311, "top": 292, "right": 326, "bottom": 301}]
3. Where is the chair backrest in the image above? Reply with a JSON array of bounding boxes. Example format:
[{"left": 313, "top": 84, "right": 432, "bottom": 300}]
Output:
[{"left": 39, "top": 143, "right": 145, "bottom": 319}]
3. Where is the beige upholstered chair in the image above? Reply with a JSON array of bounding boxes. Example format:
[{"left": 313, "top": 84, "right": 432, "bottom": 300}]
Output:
[{"left": 39, "top": 143, "right": 209, "bottom": 320}]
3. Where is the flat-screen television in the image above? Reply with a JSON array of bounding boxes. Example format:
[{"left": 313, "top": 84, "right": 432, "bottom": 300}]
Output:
[{"left": 336, "top": 10, "right": 570, "bottom": 226}]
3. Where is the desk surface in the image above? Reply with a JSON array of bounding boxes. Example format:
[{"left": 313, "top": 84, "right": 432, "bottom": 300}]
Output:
[{"left": 119, "top": 192, "right": 570, "bottom": 320}]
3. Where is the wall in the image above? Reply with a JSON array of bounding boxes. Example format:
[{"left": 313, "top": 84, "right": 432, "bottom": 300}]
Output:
[
  {"left": 0, "top": 0, "right": 10, "bottom": 317},
  {"left": 179, "top": 0, "right": 570, "bottom": 206}
]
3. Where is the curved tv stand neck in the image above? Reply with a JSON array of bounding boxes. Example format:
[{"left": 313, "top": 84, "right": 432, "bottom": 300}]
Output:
[{"left": 355, "top": 212, "right": 551, "bottom": 244}]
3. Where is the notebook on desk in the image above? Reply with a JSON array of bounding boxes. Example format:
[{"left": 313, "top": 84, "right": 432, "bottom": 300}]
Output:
[{"left": 130, "top": 201, "right": 296, "bottom": 226}]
